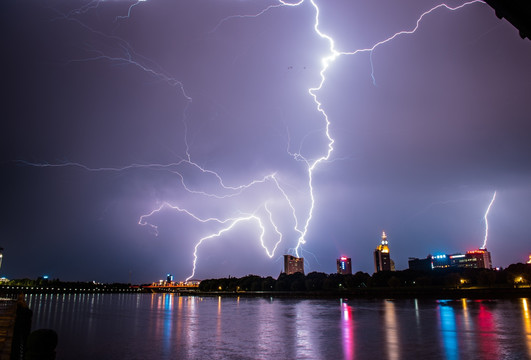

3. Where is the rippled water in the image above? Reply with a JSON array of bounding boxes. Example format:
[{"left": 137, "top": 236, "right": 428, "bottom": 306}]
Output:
[{"left": 25, "top": 293, "right": 531, "bottom": 359}]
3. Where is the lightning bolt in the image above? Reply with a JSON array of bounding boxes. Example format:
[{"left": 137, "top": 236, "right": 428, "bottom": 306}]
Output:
[
  {"left": 52, "top": 0, "right": 104, "bottom": 19},
  {"left": 481, "top": 191, "right": 496, "bottom": 249},
  {"left": 52, "top": 0, "right": 148, "bottom": 23},
  {"left": 115, "top": 0, "right": 147, "bottom": 23},
  {"left": 69, "top": 47, "right": 191, "bottom": 101},
  {"left": 210, "top": 3, "right": 287, "bottom": 33},
  {"left": 280, "top": 0, "right": 485, "bottom": 256},
  {"left": 342, "top": 1, "right": 485, "bottom": 57},
  {"left": 23, "top": 0, "right": 485, "bottom": 282}
]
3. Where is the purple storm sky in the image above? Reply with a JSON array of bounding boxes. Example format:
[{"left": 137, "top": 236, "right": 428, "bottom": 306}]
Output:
[{"left": 1, "top": 0, "right": 531, "bottom": 283}]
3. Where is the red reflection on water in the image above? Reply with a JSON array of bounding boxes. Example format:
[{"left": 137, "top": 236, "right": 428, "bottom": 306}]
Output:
[
  {"left": 341, "top": 301, "right": 355, "bottom": 360},
  {"left": 477, "top": 302, "right": 499, "bottom": 358}
]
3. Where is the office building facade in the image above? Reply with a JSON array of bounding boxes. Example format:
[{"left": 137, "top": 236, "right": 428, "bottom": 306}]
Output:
[
  {"left": 408, "top": 248, "right": 493, "bottom": 271},
  {"left": 337, "top": 256, "right": 352, "bottom": 275},
  {"left": 284, "top": 255, "right": 305, "bottom": 275},
  {"left": 464, "top": 249, "right": 492, "bottom": 269}
]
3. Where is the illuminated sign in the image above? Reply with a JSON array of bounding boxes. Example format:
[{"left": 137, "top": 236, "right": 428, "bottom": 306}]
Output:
[{"left": 466, "top": 250, "right": 486, "bottom": 254}]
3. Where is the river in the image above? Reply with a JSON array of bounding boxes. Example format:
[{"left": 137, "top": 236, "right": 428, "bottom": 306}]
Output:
[{"left": 25, "top": 293, "right": 531, "bottom": 359}]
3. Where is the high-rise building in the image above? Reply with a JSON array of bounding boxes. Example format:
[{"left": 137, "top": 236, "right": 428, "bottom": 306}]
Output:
[
  {"left": 337, "top": 256, "right": 352, "bottom": 275},
  {"left": 466, "top": 249, "right": 492, "bottom": 269},
  {"left": 284, "top": 255, "right": 304, "bottom": 275},
  {"left": 374, "top": 231, "right": 393, "bottom": 272},
  {"left": 450, "top": 249, "right": 492, "bottom": 269}
]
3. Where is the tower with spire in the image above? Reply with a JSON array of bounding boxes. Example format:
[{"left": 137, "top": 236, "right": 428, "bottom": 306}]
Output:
[{"left": 374, "top": 231, "right": 395, "bottom": 272}]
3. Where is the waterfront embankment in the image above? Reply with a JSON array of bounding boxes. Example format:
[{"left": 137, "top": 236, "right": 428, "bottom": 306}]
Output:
[
  {"left": 0, "top": 284, "right": 144, "bottom": 295},
  {"left": 0, "top": 297, "right": 16, "bottom": 359}
]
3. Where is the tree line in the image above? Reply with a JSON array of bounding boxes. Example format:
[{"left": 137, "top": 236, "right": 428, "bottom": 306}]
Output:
[{"left": 198, "top": 262, "right": 531, "bottom": 292}]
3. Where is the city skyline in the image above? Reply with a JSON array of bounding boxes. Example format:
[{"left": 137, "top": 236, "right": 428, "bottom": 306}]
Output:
[{"left": 2, "top": 0, "right": 531, "bottom": 283}]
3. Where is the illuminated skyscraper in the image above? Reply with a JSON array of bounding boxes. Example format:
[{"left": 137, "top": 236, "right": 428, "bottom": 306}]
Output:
[
  {"left": 465, "top": 249, "right": 492, "bottom": 269},
  {"left": 284, "top": 255, "right": 304, "bottom": 275},
  {"left": 337, "top": 256, "right": 352, "bottom": 275},
  {"left": 374, "top": 231, "right": 393, "bottom": 272}
]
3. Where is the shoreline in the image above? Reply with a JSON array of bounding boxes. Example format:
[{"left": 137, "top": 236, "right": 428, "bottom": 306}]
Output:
[{"left": 1, "top": 285, "right": 529, "bottom": 300}]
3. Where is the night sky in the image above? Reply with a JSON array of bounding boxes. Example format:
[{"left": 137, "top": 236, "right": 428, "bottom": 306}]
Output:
[{"left": 2, "top": 0, "right": 531, "bottom": 284}]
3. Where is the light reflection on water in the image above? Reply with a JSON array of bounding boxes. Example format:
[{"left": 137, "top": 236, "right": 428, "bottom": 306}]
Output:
[
  {"left": 438, "top": 302, "right": 458, "bottom": 360},
  {"left": 384, "top": 301, "right": 400, "bottom": 360},
  {"left": 523, "top": 298, "right": 531, "bottom": 358},
  {"left": 341, "top": 299, "right": 354, "bottom": 360},
  {"left": 459, "top": 299, "right": 474, "bottom": 356},
  {"left": 24, "top": 294, "right": 531, "bottom": 360},
  {"left": 477, "top": 302, "right": 500, "bottom": 359}
]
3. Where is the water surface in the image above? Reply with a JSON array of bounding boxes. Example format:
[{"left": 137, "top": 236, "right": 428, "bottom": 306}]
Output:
[{"left": 26, "top": 294, "right": 531, "bottom": 359}]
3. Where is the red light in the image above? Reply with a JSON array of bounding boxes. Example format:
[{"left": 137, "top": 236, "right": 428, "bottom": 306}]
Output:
[
  {"left": 466, "top": 249, "right": 486, "bottom": 254},
  {"left": 340, "top": 257, "right": 347, "bottom": 261}
]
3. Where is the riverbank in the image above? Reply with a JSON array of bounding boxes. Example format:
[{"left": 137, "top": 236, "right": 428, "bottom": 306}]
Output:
[
  {"left": 2, "top": 284, "right": 529, "bottom": 299},
  {"left": 0, "top": 285, "right": 144, "bottom": 295}
]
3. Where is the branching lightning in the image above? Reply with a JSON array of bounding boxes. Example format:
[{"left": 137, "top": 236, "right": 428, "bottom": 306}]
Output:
[
  {"left": 276, "top": 0, "right": 485, "bottom": 257},
  {"left": 210, "top": 3, "right": 287, "bottom": 33},
  {"left": 341, "top": 1, "right": 485, "bottom": 57},
  {"left": 69, "top": 48, "right": 192, "bottom": 101},
  {"left": 481, "top": 191, "right": 496, "bottom": 249},
  {"left": 24, "top": 0, "right": 485, "bottom": 281}
]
